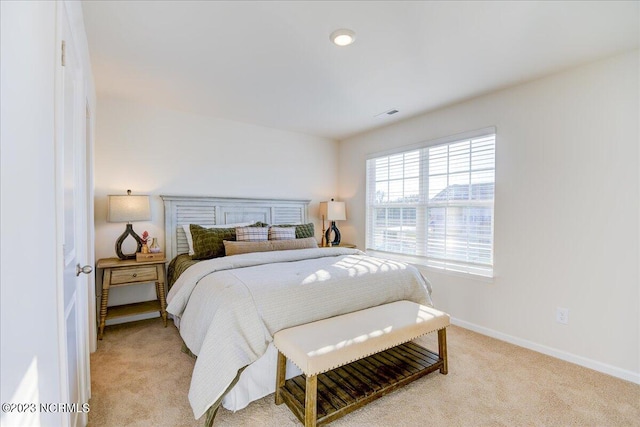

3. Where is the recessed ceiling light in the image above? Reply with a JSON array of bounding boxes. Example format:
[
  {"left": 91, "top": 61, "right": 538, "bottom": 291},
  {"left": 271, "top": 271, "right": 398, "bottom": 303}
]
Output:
[{"left": 330, "top": 29, "right": 356, "bottom": 46}]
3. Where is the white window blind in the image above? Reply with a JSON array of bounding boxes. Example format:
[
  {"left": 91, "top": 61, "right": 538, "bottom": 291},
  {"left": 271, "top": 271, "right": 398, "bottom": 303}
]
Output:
[{"left": 366, "top": 129, "right": 496, "bottom": 277}]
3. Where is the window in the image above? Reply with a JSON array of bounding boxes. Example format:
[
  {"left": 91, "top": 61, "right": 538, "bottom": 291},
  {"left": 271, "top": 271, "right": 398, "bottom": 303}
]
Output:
[{"left": 366, "top": 128, "right": 496, "bottom": 277}]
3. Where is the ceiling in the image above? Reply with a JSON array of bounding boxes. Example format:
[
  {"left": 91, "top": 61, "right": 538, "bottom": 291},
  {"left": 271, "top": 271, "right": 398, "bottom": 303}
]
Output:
[{"left": 82, "top": 1, "right": 639, "bottom": 140}]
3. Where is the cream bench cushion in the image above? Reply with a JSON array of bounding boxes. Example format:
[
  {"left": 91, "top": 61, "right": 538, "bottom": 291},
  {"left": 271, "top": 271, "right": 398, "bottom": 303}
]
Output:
[{"left": 273, "top": 300, "right": 450, "bottom": 377}]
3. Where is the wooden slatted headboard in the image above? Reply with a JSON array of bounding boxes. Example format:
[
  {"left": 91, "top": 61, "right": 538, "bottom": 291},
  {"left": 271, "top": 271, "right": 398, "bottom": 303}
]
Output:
[{"left": 160, "top": 195, "right": 311, "bottom": 261}]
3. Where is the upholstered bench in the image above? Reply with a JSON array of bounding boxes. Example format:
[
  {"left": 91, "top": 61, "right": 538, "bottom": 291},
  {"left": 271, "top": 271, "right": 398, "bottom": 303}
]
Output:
[{"left": 274, "top": 301, "right": 450, "bottom": 427}]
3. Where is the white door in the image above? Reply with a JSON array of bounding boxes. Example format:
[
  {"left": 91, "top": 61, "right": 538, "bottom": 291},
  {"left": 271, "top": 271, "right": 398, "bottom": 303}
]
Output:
[{"left": 57, "top": 2, "right": 91, "bottom": 426}]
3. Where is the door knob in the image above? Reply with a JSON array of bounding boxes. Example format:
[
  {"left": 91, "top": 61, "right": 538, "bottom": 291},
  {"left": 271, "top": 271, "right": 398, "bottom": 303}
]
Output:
[{"left": 76, "top": 264, "right": 93, "bottom": 276}]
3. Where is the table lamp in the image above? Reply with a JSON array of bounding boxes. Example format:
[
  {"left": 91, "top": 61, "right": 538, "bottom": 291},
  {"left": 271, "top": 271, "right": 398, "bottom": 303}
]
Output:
[
  {"left": 108, "top": 190, "right": 151, "bottom": 259},
  {"left": 319, "top": 199, "right": 346, "bottom": 246}
]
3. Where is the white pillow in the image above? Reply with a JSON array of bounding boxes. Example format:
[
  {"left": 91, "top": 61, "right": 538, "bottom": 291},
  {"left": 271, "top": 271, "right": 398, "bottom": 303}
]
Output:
[{"left": 182, "top": 222, "right": 253, "bottom": 255}]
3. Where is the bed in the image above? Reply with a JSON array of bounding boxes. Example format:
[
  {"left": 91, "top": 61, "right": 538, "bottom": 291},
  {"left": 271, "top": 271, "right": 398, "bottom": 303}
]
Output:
[{"left": 160, "top": 195, "right": 434, "bottom": 424}]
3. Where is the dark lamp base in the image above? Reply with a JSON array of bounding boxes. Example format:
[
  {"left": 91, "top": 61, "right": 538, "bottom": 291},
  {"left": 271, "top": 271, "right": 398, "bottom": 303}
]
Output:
[
  {"left": 325, "top": 221, "right": 341, "bottom": 246},
  {"left": 115, "top": 223, "right": 143, "bottom": 260}
]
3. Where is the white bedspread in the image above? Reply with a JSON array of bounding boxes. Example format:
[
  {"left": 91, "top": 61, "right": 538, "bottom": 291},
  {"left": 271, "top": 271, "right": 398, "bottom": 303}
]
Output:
[{"left": 166, "top": 247, "right": 433, "bottom": 419}]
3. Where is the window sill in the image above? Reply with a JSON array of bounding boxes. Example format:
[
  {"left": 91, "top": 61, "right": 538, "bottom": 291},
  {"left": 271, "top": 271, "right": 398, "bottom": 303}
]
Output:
[{"left": 365, "top": 250, "right": 494, "bottom": 283}]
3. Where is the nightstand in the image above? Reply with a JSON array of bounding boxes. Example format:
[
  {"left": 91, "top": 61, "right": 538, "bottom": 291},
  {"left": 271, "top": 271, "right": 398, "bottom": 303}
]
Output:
[
  {"left": 323, "top": 243, "right": 357, "bottom": 249},
  {"left": 96, "top": 257, "right": 168, "bottom": 339}
]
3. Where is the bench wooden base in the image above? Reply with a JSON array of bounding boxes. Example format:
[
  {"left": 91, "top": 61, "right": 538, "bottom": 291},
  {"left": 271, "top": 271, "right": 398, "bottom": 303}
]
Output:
[{"left": 276, "top": 328, "right": 448, "bottom": 427}]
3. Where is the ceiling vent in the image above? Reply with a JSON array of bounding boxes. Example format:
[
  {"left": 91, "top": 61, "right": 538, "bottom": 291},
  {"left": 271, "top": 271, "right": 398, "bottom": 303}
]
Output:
[{"left": 375, "top": 108, "right": 399, "bottom": 118}]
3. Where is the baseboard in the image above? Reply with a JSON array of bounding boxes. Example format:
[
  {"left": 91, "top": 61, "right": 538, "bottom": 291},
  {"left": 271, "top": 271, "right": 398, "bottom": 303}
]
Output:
[{"left": 451, "top": 317, "right": 640, "bottom": 385}]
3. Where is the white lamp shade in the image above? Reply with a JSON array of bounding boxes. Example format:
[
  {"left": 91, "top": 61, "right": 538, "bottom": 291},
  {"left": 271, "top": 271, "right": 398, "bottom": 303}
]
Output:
[
  {"left": 319, "top": 201, "right": 346, "bottom": 221},
  {"left": 108, "top": 195, "right": 151, "bottom": 222}
]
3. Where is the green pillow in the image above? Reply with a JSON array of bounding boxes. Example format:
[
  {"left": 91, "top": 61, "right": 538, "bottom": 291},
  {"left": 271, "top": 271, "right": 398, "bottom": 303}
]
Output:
[
  {"left": 190, "top": 224, "right": 236, "bottom": 260},
  {"left": 278, "top": 223, "right": 315, "bottom": 239},
  {"left": 249, "top": 222, "right": 270, "bottom": 228}
]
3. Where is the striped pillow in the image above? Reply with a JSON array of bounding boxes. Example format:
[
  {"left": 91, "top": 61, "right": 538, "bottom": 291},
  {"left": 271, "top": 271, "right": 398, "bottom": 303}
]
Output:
[
  {"left": 268, "top": 226, "right": 296, "bottom": 241},
  {"left": 235, "top": 226, "right": 268, "bottom": 242}
]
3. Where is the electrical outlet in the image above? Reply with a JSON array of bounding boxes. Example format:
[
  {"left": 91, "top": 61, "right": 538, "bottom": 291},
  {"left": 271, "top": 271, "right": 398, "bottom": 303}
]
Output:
[{"left": 556, "top": 307, "right": 569, "bottom": 325}]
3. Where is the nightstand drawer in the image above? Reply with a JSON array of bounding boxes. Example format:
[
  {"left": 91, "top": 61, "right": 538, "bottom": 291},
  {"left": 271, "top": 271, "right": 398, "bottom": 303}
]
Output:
[{"left": 110, "top": 266, "right": 158, "bottom": 285}]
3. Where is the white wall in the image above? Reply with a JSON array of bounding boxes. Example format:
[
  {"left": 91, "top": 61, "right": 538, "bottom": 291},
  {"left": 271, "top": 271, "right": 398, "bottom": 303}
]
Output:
[
  {"left": 338, "top": 51, "right": 640, "bottom": 381},
  {"left": 94, "top": 98, "right": 338, "bottom": 313}
]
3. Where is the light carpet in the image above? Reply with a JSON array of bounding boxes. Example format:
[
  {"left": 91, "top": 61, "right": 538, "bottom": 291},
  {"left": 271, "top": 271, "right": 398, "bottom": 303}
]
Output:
[{"left": 89, "top": 318, "right": 639, "bottom": 427}]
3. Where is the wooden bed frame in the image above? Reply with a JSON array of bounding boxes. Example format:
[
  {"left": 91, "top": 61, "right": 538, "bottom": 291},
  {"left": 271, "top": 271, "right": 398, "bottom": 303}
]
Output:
[{"left": 160, "top": 195, "right": 311, "bottom": 261}]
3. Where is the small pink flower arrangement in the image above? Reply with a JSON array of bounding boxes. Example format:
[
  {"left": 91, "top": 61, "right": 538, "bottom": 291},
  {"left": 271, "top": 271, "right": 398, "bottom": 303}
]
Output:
[{"left": 141, "top": 231, "right": 149, "bottom": 245}]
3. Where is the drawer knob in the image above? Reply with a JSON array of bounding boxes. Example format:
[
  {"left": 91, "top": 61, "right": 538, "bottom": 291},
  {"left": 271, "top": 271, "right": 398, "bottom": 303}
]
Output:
[{"left": 132, "top": 273, "right": 137, "bottom": 277}]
